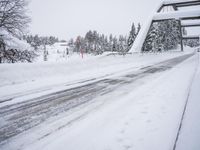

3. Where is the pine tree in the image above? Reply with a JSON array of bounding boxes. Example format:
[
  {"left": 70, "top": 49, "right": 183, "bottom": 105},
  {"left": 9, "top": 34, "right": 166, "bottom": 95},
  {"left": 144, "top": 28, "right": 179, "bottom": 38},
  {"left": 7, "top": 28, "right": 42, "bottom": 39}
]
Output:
[
  {"left": 127, "top": 23, "right": 136, "bottom": 51},
  {"left": 136, "top": 23, "right": 141, "bottom": 36},
  {"left": 157, "top": 20, "right": 180, "bottom": 51},
  {"left": 142, "top": 23, "right": 158, "bottom": 52},
  {"left": 108, "top": 34, "right": 113, "bottom": 51},
  {"left": 71, "top": 30, "right": 129, "bottom": 54},
  {"left": 142, "top": 19, "right": 180, "bottom": 52}
]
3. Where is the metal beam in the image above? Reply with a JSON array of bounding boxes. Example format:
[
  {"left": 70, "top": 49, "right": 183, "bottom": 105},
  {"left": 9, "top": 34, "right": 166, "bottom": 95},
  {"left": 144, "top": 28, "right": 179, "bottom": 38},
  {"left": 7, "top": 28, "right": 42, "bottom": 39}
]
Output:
[
  {"left": 158, "top": 0, "right": 200, "bottom": 12},
  {"left": 181, "top": 23, "right": 200, "bottom": 27},
  {"left": 180, "top": 16, "right": 200, "bottom": 20},
  {"left": 157, "top": 5, "right": 164, "bottom": 13},
  {"left": 152, "top": 19, "right": 174, "bottom": 23},
  {"left": 183, "top": 36, "right": 200, "bottom": 39},
  {"left": 163, "top": 0, "right": 200, "bottom": 7},
  {"left": 176, "top": 2, "right": 200, "bottom": 7},
  {"left": 154, "top": 17, "right": 200, "bottom": 22},
  {"left": 172, "top": 5, "right": 178, "bottom": 10},
  {"left": 153, "top": 9, "right": 200, "bottom": 21}
]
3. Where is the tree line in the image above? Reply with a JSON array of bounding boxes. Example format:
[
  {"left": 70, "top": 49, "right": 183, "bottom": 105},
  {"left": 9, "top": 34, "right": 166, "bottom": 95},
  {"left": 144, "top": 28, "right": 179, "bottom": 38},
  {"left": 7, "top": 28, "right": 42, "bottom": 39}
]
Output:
[
  {"left": 142, "top": 19, "right": 181, "bottom": 52},
  {"left": 68, "top": 23, "right": 141, "bottom": 55},
  {"left": 22, "top": 35, "right": 59, "bottom": 50}
]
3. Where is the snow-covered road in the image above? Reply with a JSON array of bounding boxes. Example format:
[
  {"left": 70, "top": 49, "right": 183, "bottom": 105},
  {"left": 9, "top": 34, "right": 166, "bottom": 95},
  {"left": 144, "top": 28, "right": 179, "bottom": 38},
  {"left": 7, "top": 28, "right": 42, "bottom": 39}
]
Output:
[{"left": 0, "top": 52, "right": 199, "bottom": 150}]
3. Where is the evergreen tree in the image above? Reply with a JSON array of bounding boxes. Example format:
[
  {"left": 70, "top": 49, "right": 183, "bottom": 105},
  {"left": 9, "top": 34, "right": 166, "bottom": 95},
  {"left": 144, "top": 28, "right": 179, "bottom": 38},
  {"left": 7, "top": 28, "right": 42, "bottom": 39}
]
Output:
[
  {"left": 23, "top": 35, "right": 59, "bottom": 50},
  {"left": 143, "top": 19, "right": 180, "bottom": 52},
  {"left": 70, "top": 27, "right": 137, "bottom": 54},
  {"left": 142, "top": 23, "right": 158, "bottom": 52},
  {"left": 136, "top": 23, "right": 141, "bottom": 35},
  {"left": 127, "top": 23, "right": 136, "bottom": 50}
]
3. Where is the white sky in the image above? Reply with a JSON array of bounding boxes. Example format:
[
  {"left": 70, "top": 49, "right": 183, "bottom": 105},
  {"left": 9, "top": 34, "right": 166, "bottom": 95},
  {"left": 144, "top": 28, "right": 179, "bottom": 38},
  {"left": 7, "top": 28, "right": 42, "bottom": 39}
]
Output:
[{"left": 28, "top": 0, "right": 163, "bottom": 40}]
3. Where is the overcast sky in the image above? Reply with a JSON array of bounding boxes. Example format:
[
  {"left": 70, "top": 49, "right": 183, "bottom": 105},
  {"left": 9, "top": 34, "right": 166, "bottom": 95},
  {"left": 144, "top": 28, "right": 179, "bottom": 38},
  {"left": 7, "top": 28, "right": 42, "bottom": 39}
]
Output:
[{"left": 28, "top": 0, "right": 163, "bottom": 40}]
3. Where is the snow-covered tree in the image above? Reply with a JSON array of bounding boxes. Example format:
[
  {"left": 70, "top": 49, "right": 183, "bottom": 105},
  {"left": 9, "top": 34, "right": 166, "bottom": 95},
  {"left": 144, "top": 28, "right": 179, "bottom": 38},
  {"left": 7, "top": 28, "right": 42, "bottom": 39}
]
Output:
[
  {"left": 184, "top": 39, "right": 199, "bottom": 47},
  {"left": 0, "top": 0, "right": 37, "bottom": 63},
  {"left": 23, "top": 35, "right": 59, "bottom": 50},
  {"left": 142, "top": 19, "right": 180, "bottom": 52},
  {"left": 69, "top": 26, "right": 139, "bottom": 55},
  {"left": 127, "top": 23, "right": 141, "bottom": 52},
  {"left": 127, "top": 23, "right": 136, "bottom": 50},
  {"left": 142, "top": 23, "right": 158, "bottom": 52},
  {"left": 136, "top": 23, "right": 141, "bottom": 36},
  {"left": 0, "top": 0, "right": 30, "bottom": 37}
]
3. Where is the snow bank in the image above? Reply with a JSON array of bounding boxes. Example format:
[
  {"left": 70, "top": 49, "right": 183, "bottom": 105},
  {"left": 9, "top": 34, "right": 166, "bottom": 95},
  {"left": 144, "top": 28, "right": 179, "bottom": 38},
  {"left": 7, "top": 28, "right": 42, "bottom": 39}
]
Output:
[
  {"left": 4, "top": 49, "right": 198, "bottom": 150},
  {"left": 5, "top": 37, "right": 32, "bottom": 51},
  {"left": 1, "top": 30, "right": 32, "bottom": 51}
]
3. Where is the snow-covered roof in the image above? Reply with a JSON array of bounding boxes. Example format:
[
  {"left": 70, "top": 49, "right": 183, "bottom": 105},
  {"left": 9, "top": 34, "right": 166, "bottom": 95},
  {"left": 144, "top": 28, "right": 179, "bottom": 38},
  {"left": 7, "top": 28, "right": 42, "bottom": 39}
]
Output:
[
  {"left": 153, "top": 9, "right": 200, "bottom": 20},
  {"left": 0, "top": 30, "right": 32, "bottom": 51}
]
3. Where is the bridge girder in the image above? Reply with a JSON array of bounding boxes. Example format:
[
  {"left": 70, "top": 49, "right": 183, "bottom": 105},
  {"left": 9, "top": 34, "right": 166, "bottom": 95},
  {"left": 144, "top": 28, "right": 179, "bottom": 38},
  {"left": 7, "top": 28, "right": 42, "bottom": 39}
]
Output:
[{"left": 130, "top": 0, "right": 200, "bottom": 53}]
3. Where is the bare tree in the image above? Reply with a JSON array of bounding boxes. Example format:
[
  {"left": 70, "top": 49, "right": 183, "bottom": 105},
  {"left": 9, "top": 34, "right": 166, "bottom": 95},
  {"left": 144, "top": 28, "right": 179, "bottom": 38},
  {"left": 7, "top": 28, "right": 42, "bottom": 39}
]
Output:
[
  {"left": 0, "top": 0, "right": 30, "bottom": 37},
  {"left": 0, "top": 0, "right": 35, "bottom": 63}
]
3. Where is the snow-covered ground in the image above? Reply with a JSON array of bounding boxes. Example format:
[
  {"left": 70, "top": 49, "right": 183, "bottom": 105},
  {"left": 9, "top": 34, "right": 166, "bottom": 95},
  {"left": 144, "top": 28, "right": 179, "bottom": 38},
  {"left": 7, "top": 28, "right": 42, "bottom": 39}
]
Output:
[
  {"left": 0, "top": 49, "right": 193, "bottom": 105},
  {"left": 21, "top": 51, "right": 200, "bottom": 150},
  {"left": 0, "top": 48, "right": 200, "bottom": 150},
  {"left": 35, "top": 42, "right": 72, "bottom": 62},
  {"left": 176, "top": 53, "right": 200, "bottom": 150}
]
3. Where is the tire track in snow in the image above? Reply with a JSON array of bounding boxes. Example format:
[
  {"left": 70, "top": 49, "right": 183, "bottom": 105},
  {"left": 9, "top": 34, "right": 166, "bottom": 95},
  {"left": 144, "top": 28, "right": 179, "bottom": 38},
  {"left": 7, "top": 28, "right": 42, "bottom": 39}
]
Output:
[{"left": 0, "top": 53, "right": 194, "bottom": 146}]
